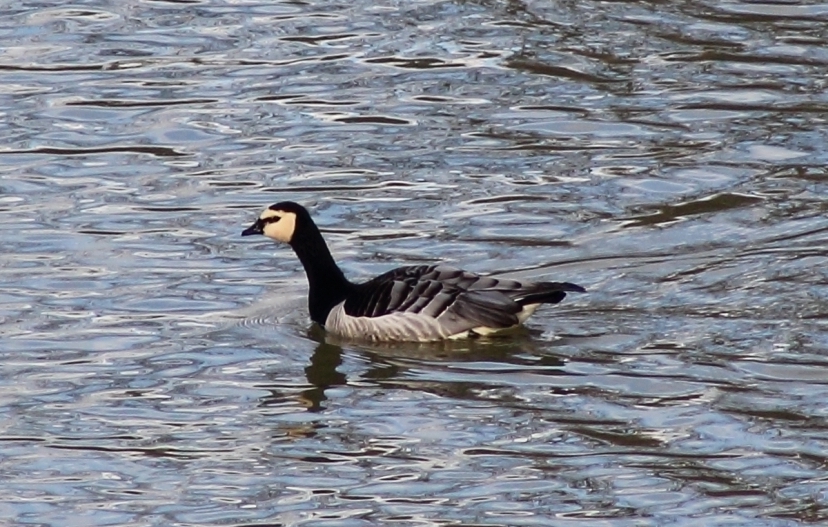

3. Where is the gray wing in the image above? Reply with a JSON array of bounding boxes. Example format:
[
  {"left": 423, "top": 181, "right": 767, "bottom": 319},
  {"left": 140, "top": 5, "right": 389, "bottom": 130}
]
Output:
[{"left": 344, "top": 264, "right": 584, "bottom": 335}]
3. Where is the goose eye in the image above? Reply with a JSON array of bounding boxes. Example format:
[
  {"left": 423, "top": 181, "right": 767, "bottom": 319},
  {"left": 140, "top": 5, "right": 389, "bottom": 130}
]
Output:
[{"left": 265, "top": 215, "right": 281, "bottom": 224}]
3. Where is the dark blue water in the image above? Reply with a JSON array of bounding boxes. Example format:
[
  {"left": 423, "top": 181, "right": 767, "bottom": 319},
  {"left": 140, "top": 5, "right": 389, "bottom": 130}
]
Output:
[{"left": 2, "top": 1, "right": 828, "bottom": 525}]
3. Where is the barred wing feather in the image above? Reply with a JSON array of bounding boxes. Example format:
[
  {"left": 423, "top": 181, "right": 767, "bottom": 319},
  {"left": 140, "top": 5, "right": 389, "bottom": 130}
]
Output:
[{"left": 343, "top": 264, "right": 583, "bottom": 337}]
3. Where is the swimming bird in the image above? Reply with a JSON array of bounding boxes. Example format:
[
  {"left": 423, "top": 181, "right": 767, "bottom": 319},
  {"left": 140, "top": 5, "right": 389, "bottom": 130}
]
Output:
[{"left": 241, "top": 202, "right": 585, "bottom": 341}]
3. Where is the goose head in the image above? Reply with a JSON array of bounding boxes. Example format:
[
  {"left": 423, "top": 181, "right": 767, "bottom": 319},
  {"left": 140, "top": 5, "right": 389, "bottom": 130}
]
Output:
[{"left": 241, "top": 201, "right": 309, "bottom": 244}]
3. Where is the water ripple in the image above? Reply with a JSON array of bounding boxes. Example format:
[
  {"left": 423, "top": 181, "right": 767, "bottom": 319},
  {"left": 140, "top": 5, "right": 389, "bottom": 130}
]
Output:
[{"left": 2, "top": 0, "right": 828, "bottom": 525}]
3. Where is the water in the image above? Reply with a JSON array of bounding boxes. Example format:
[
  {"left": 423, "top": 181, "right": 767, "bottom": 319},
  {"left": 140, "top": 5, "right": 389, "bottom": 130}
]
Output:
[{"left": 2, "top": 0, "right": 828, "bottom": 525}]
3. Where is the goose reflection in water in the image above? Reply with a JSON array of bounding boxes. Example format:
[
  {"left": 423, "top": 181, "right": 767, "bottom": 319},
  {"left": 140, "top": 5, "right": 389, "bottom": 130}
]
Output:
[{"left": 258, "top": 327, "right": 576, "bottom": 413}]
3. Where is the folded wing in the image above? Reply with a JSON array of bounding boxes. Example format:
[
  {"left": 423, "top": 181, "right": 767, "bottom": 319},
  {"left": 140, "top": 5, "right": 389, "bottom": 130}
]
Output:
[{"left": 342, "top": 265, "right": 583, "bottom": 338}]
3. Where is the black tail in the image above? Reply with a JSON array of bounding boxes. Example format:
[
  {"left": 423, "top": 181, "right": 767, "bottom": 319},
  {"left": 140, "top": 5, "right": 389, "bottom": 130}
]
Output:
[{"left": 515, "top": 282, "right": 586, "bottom": 306}]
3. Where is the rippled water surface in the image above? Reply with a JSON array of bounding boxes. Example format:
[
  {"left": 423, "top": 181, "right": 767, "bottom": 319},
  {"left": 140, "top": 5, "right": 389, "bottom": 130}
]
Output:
[{"left": 2, "top": 0, "right": 828, "bottom": 525}]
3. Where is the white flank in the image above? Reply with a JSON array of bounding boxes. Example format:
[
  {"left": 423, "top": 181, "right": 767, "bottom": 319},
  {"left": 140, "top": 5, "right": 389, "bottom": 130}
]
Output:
[
  {"left": 325, "top": 302, "right": 453, "bottom": 342},
  {"left": 325, "top": 301, "right": 543, "bottom": 342}
]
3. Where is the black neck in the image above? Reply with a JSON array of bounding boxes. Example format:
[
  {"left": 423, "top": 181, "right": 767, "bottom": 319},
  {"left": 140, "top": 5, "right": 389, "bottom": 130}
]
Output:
[{"left": 289, "top": 222, "right": 351, "bottom": 325}]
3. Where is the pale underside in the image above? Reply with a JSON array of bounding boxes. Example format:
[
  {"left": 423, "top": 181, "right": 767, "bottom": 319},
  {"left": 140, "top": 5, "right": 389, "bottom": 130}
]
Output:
[{"left": 325, "top": 301, "right": 540, "bottom": 342}]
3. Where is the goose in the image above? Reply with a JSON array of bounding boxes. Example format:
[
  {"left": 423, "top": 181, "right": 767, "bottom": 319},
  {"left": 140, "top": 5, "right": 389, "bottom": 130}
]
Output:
[{"left": 241, "top": 202, "right": 585, "bottom": 342}]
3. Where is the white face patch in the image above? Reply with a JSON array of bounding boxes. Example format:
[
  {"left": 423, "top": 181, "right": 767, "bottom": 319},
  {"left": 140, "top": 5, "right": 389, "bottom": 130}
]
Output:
[{"left": 260, "top": 209, "right": 297, "bottom": 243}]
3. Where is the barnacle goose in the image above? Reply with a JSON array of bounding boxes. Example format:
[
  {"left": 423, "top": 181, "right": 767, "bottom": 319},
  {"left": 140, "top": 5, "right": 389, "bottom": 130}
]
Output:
[{"left": 242, "top": 202, "right": 585, "bottom": 342}]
